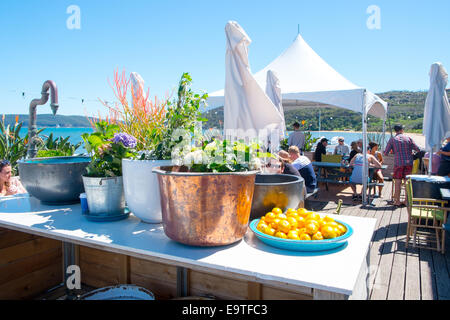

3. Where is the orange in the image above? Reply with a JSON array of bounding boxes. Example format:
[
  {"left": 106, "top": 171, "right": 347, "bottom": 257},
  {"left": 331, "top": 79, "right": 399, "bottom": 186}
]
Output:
[
  {"left": 277, "top": 220, "right": 291, "bottom": 234},
  {"left": 317, "top": 218, "right": 326, "bottom": 229},
  {"left": 312, "top": 232, "right": 324, "bottom": 241},
  {"left": 257, "top": 222, "right": 268, "bottom": 232},
  {"left": 264, "top": 212, "right": 276, "bottom": 223},
  {"left": 296, "top": 216, "right": 306, "bottom": 228},
  {"left": 270, "top": 218, "right": 281, "bottom": 229},
  {"left": 286, "top": 210, "right": 299, "bottom": 219},
  {"left": 264, "top": 226, "right": 276, "bottom": 236},
  {"left": 286, "top": 208, "right": 297, "bottom": 214},
  {"left": 276, "top": 213, "right": 287, "bottom": 220},
  {"left": 297, "top": 208, "right": 309, "bottom": 218},
  {"left": 299, "top": 233, "right": 312, "bottom": 241},
  {"left": 337, "top": 224, "right": 347, "bottom": 236},
  {"left": 272, "top": 207, "right": 283, "bottom": 215},
  {"left": 306, "top": 212, "right": 321, "bottom": 221},
  {"left": 287, "top": 230, "right": 300, "bottom": 240},
  {"left": 287, "top": 217, "right": 298, "bottom": 230},
  {"left": 305, "top": 222, "right": 319, "bottom": 235},
  {"left": 297, "top": 227, "right": 307, "bottom": 235},
  {"left": 323, "top": 215, "right": 335, "bottom": 223},
  {"left": 259, "top": 216, "right": 266, "bottom": 222},
  {"left": 321, "top": 225, "right": 338, "bottom": 239},
  {"left": 325, "top": 221, "right": 339, "bottom": 229},
  {"left": 305, "top": 219, "right": 320, "bottom": 229},
  {"left": 275, "top": 231, "right": 287, "bottom": 239}
]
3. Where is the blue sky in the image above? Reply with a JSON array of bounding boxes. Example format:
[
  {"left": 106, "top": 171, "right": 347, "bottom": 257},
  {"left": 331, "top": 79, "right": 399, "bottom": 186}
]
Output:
[{"left": 0, "top": 0, "right": 449, "bottom": 116}]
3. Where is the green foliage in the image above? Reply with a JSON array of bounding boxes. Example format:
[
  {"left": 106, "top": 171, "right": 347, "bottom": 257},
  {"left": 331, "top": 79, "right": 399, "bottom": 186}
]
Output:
[
  {"left": 0, "top": 119, "right": 30, "bottom": 174},
  {"left": 37, "top": 133, "right": 82, "bottom": 156},
  {"left": 145, "top": 72, "right": 208, "bottom": 160},
  {"left": 36, "top": 150, "right": 67, "bottom": 158},
  {"left": 82, "top": 121, "right": 136, "bottom": 177}
]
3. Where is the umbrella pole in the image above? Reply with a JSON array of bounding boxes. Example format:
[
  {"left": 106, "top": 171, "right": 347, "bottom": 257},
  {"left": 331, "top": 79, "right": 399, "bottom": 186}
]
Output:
[{"left": 362, "top": 90, "right": 368, "bottom": 205}]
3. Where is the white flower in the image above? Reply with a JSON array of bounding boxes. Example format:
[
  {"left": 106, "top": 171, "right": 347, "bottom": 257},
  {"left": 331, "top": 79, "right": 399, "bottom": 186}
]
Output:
[
  {"left": 249, "top": 157, "right": 262, "bottom": 170},
  {"left": 183, "top": 150, "right": 209, "bottom": 167}
]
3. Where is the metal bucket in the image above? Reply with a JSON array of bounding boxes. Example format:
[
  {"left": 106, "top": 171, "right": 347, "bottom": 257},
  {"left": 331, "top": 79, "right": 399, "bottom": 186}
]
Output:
[
  {"left": 82, "top": 176, "right": 125, "bottom": 215},
  {"left": 153, "top": 166, "right": 259, "bottom": 247},
  {"left": 79, "top": 285, "right": 155, "bottom": 300},
  {"left": 250, "top": 174, "right": 305, "bottom": 220}
]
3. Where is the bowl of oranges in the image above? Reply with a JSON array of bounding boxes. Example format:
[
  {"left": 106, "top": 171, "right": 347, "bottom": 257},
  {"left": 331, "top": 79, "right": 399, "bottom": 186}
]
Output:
[{"left": 249, "top": 207, "right": 353, "bottom": 252}]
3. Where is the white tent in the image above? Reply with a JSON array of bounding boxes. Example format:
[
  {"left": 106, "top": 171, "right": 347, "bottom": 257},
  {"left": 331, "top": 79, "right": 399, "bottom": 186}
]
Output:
[{"left": 207, "top": 33, "right": 389, "bottom": 204}]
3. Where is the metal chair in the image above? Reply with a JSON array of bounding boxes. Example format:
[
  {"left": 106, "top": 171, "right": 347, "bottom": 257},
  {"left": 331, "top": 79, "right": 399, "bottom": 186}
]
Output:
[{"left": 405, "top": 178, "right": 448, "bottom": 254}]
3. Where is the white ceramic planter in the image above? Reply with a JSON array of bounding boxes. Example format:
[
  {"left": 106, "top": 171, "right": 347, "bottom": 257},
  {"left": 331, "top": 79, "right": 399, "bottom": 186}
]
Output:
[{"left": 122, "top": 159, "right": 172, "bottom": 223}]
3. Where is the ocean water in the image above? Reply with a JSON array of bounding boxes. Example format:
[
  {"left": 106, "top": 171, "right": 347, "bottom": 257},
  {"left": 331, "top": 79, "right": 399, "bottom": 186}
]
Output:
[{"left": 19, "top": 127, "right": 381, "bottom": 154}]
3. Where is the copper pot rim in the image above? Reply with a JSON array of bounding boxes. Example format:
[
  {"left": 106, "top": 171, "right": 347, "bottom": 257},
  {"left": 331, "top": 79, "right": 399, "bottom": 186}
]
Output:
[{"left": 152, "top": 166, "right": 260, "bottom": 177}]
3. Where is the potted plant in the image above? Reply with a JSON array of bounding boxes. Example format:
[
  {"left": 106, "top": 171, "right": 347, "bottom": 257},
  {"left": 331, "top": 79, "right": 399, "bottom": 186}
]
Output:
[
  {"left": 153, "top": 139, "right": 265, "bottom": 246},
  {"left": 81, "top": 121, "right": 137, "bottom": 218},
  {"left": 101, "top": 70, "right": 208, "bottom": 223}
]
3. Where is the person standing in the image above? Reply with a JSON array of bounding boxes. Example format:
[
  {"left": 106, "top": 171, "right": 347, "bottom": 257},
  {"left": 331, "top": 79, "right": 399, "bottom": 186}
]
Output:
[
  {"left": 288, "top": 122, "right": 305, "bottom": 153},
  {"left": 314, "top": 138, "right": 328, "bottom": 162},
  {"left": 384, "top": 124, "right": 421, "bottom": 206},
  {"left": 436, "top": 133, "right": 450, "bottom": 177},
  {"left": 334, "top": 137, "right": 350, "bottom": 156}
]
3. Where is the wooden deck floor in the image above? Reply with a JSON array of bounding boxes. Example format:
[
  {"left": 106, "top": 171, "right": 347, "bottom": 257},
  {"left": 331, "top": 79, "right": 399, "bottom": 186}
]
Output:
[{"left": 306, "top": 180, "right": 450, "bottom": 300}]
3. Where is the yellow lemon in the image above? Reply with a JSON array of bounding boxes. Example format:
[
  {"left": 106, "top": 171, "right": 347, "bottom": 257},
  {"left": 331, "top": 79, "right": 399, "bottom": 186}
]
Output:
[
  {"left": 264, "top": 226, "right": 276, "bottom": 236},
  {"left": 323, "top": 215, "right": 335, "bottom": 223},
  {"left": 287, "top": 217, "right": 298, "bottom": 230},
  {"left": 257, "top": 222, "right": 268, "bottom": 232},
  {"left": 321, "top": 225, "right": 338, "bottom": 239},
  {"left": 305, "top": 222, "right": 319, "bottom": 235},
  {"left": 277, "top": 219, "right": 291, "bottom": 234},
  {"left": 264, "top": 212, "right": 276, "bottom": 223},
  {"left": 270, "top": 218, "right": 281, "bottom": 230},
  {"left": 296, "top": 216, "right": 306, "bottom": 228},
  {"left": 287, "top": 230, "right": 300, "bottom": 240},
  {"left": 312, "top": 231, "right": 324, "bottom": 241},
  {"left": 337, "top": 224, "right": 347, "bottom": 236},
  {"left": 306, "top": 212, "right": 321, "bottom": 221},
  {"left": 276, "top": 213, "right": 287, "bottom": 220},
  {"left": 272, "top": 207, "right": 283, "bottom": 215},
  {"left": 299, "top": 233, "right": 312, "bottom": 241}
]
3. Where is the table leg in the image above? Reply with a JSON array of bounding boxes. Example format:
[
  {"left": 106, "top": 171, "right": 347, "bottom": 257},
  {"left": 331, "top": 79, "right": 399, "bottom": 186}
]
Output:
[
  {"left": 63, "top": 242, "right": 80, "bottom": 300},
  {"left": 176, "top": 266, "right": 189, "bottom": 297}
]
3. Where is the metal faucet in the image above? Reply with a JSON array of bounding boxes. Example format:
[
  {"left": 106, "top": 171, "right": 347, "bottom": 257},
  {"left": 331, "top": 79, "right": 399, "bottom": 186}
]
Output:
[{"left": 27, "top": 80, "right": 59, "bottom": 158}]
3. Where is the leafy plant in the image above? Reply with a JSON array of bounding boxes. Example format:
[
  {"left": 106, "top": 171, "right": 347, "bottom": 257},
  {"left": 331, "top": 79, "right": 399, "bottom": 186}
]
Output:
[
  {"left": 144, "top": 72, "right": 208, "bottom": 160},
  {"left": 36, "top": 132, "right": 82, "bottom": 157},
  {"left": 172, "top": 139, "right": 269, "bottom": 173},
  {"left": 98, "top": 69, "right": 167, "bottom": 151},
  {"left": 303, "top": 132, "right": 319, "bottom": 152},
  {"left": 0, "top": 115, "right": 35, "bottom": 174},
  {"left": 82, "top": 121, "right": 137, "bottom": 177}
]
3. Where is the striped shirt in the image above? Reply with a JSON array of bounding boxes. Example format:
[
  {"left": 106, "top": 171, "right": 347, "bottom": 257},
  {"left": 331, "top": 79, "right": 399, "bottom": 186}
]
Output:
[{"left": 384, "top": 134, "right": 420, "bottom": 167}]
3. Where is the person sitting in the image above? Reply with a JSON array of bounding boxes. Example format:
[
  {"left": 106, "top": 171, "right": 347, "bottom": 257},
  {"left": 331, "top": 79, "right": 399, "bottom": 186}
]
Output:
[
  {"left": 282, "top": 147, "right": 317, "bottom": 193},
  {"left": 314, "top": 138, "right": 328, "bottom": 162},
  {"left": 368, "top": 142, "right": 384, "bottom": 197},
  {"left": 423, "top": 152, "right": 441, "bottom": 175},
  {"left": 437, "top": 133, "right": 450, "bottom": 177},
  {"left": 265, "top": 155, "right": 301, "bottom": 177},
  {"left": 348, "top": 150, "right": 382, "bottom": 201},
  {"left": 348, "top": 141, "right": 359, "bottom": 162},
  {"left": 0, "top": 160, "right": 27, "bottom": 196},
  {"left": 334, "top": 137, "right": 350, "bottom": 156}
]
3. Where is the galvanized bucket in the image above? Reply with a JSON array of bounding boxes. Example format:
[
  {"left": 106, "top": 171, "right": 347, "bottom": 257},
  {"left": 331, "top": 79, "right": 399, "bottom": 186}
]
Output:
[
  {"left": 79, "top": 285, "right": 155, "bottom": 300},
  {"left": 82, "top": 176, "right": 125, "bottom": 215}
]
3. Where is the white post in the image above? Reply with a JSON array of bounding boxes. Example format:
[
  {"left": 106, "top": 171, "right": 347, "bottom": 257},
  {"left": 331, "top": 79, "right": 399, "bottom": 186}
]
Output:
[
  {"left": 382, "top": 106, "right": 387, "bottom": 150},
  {"left": 428, "top": 147, "right": 433, "bottom": 176},
  {"left": 362, "top": 90, "right": 369, "bottom": 205}
]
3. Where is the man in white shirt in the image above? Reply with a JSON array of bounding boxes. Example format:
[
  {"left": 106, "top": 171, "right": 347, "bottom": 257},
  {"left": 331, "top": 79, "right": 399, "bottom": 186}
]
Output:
[
  {"left": 334, "top": 137, "right": 350, "bottom": 156},
  {"left": 288, "top": 122, "right": 305, "bottom": 153}
]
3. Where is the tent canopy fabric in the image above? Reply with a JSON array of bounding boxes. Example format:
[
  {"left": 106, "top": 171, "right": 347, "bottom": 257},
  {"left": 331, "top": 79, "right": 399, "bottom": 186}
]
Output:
[{"left": 207, "top": 34, "right": 387, "bottom": 118}]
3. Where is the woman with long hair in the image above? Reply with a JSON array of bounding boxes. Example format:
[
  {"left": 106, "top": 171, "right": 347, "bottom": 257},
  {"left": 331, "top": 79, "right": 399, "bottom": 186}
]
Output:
[{"left": 0, "top": 160, "right": 27, "bottom": 196}]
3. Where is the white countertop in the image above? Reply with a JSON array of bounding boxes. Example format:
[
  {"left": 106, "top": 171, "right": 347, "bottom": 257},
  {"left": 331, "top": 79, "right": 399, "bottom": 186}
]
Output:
[{"left": 0, "top": 194, "right": 376, "bottom": 296}]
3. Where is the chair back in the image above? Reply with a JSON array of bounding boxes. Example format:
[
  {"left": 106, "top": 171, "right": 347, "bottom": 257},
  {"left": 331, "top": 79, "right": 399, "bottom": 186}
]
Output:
[
  {"left": 406, "top": 178, "right": 413, "bottom": 208},
  {"left": 322, "top": 154, "right": 342, "bottom": 163}
]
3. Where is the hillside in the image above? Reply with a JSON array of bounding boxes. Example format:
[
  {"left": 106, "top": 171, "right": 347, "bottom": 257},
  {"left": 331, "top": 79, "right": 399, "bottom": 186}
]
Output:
[
  {"left": 201, "top": 90, "right": 450, "bottom": 133},
  {"left": 2, "top": 114, "right": 93, "bottom": 128}
]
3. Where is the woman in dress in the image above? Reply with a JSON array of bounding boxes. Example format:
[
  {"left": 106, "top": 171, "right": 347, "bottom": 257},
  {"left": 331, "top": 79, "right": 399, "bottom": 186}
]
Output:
[
  {"left": 349, "top": 150, "right": 382, "bottom": 201},
  {"left": 369, "top": 142, "right": 384, "bottom": 197},
  {"left": 0, "top": 160, "right": 27, "bottom": 196}
]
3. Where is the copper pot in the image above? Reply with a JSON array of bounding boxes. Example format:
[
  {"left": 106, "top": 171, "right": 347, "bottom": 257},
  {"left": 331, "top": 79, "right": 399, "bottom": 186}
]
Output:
[{"left": 153, "top": 166, "right": 259, "bottom": 246}]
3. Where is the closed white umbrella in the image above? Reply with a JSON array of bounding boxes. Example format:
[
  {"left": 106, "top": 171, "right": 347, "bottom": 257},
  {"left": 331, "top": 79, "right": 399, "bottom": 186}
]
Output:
[
  {"left": 423, "top": 62, "right": 450, "bottom": 175},
  {"left": 266, "top": 70, "right": 286, "bottom": 142},
  {"left": 130, "top": 72, "right": 147, "bottom": 101},
  {"left": 223, "top": 21, "right": 284, "bottom": 144}
]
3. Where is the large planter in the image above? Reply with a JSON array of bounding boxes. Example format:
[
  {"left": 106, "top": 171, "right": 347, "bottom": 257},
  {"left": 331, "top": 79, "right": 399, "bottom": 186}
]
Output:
[
  {"left": 18, "top": 156, "right": 90, "bottom": 204},
  {"left": 152, "top": 166, "right": 259, "bottom": 246},
  {"left": 122, "top": 159, "right": 172, "bottom": 223},
  {"left": 82, "top": 176, "right": 125, "bottom": 216},
  {"left": 250, "top": 174, "right": 305, "bottom": 220},
  {"left": 408, "top": 175, "right": 450, "bottom": 200}
]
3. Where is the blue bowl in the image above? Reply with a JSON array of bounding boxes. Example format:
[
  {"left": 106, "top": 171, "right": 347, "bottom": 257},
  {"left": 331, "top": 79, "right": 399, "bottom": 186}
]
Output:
[{"left": 249, "top": 218, "right": 353, "bottom": 252}]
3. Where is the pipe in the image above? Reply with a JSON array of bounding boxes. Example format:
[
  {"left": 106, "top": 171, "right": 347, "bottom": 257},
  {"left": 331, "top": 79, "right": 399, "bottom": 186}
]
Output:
[{"left": 27, "top": 80, "right": 59, "bottom": 158}]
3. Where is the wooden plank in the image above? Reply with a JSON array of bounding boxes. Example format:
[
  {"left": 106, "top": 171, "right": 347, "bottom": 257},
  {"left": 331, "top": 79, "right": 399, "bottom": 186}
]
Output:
[
  {"left": 386, "top": 207, "right": 406, "bottom": 300},
  {"left": 0, "top": 262, "right": 62, "bottom": 300},
  {"left": 0, "top": 237, "right": 61, "bottom": 265},
  {"left": 431, "top": 249, "right": 450, "bottom": 299},
  {"left": 369, "top": 203, "right": 396, "bottom": 300},
  {"left": 129, "top": 272, "right": 177, "bottom": 300},
  {"left": 0, "top": 247, "right": 62, "bottom": 284},
  {"left": 313, "top": 288, "right": 348, "bottom": 300},
  {"left": 79, "top": 258, "right": 125, "bottom": 288},
  {"left": 262, "top": 284, "right": 312, "bottom": 300},
  {"left": 130, "top": 257, "right": 178, "bottom": 283},
  {"left": 419, "top": 248, "right": 438, "bottom": 300},
  {"left": 247, "top": 282, "right": 261, "bottom": 300},
  {"left": 0, "top": 229, "right": 37, "bottom": 249}
]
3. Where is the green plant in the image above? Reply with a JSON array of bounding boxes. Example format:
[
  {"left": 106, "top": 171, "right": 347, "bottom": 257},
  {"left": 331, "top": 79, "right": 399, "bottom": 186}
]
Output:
[
  {"left": 303, "top": 132, "right": 319, "bottom": 152},
  {"left": 37, "top": 133, "right": 82, "bottom": 156},
  {"left": 147, "top": 72, "right": 208, "bottom": 160},
  {"left": 0, "top": 116, "right": 35, "bottom": 174},
  {"left": 82, "top": 121, "right": 137, "bottom": 177},
  {"left": 172, "top": 139, "right": 269, "bottom": 173}
]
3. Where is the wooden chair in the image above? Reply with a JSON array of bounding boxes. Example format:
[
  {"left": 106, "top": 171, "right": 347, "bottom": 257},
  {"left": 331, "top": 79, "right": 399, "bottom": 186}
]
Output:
[{"left": 405, "top": 178, "right": 448, "bottom": 254}]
